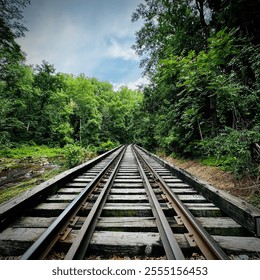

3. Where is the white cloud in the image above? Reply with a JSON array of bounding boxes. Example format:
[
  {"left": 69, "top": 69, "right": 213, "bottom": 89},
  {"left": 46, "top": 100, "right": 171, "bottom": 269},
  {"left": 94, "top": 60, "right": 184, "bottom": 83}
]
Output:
[
  {"left": 113, "top": 76, "right": 150, "bottom": 91},
  {"left": 17, "top": 0, "right": 145, "bottom": 83},
  {"left": 106, "top": 39, "right": 138, "bottom": 61}
]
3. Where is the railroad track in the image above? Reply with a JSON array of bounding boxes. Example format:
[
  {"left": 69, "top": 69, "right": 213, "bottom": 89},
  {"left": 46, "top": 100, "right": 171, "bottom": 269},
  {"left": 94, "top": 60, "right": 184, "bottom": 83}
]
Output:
[{"left": 0, "top": 145, "right": 260, "bottom": 260}]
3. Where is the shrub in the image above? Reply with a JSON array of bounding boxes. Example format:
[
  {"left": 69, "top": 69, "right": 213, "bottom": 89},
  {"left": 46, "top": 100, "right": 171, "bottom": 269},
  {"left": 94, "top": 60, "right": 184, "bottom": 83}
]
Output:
[
  {"left": 197, "top": 128, "right": 260, "bottom": 177},
  {"left": 64, "top": 144, "right": 85, "bottom": 168},
  {"left": 97, "top": 140, "right": 119, "bottom": 153}
]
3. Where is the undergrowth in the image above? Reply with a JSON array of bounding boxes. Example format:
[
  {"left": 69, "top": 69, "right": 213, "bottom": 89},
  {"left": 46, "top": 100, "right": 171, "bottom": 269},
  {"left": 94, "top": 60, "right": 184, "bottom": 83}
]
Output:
[
  {"left": 249, "top": 194, "right": 260, "bottom": 209},
  {"left": 0, "top": 145, "right": 63, "bottom": 159}
]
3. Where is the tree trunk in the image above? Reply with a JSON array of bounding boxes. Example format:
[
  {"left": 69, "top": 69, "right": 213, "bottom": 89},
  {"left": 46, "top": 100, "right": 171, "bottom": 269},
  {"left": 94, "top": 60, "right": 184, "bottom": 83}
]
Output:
[{"left": 210, "top": 95, "right": 217, "bottom": 135}]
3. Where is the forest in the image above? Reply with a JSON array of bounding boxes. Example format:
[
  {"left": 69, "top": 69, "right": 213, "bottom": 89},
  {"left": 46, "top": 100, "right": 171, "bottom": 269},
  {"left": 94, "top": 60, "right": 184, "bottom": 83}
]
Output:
[{"left": 0, "top": 0, "right": 259, "bottom": 179}]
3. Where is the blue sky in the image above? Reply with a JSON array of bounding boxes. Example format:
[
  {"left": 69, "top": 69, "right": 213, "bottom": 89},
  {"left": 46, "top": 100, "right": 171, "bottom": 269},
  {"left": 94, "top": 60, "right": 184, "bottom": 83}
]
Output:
[{"left": 17, "top": 0, "right": 147, "bottom": 90}]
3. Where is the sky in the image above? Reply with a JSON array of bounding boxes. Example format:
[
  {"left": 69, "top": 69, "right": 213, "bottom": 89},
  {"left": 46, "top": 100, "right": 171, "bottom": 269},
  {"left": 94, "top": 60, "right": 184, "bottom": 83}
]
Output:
[{"left": 17, "top": 0, "right": 147, "bottom": 90}]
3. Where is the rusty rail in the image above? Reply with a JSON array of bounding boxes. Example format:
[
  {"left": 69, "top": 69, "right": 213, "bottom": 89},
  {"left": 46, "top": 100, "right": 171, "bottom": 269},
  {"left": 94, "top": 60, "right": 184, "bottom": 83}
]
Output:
[
  {"left": 133, "top": 147, "right": 185, "bottom": 260},
  {"left": 133, "top": 145, "right": 228, "bottom": 260},
  {"left": 20, "top": 146, "right": 125, "bottom": 260}
]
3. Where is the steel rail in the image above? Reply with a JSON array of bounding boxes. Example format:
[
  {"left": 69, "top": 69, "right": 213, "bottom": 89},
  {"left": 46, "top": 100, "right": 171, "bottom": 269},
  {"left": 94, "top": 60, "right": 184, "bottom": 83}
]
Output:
[
  {"left": 20, "top": 145, "right": 125, "bottom": 260},
  {"left": 133, "top": 145, "right": 228, "bottom": 260},
  {"left": 64, "top": 145, "right": 127, "bottom": 259},
  {"left": 132, "top": 146, "right": 185, "bottom": 260}
]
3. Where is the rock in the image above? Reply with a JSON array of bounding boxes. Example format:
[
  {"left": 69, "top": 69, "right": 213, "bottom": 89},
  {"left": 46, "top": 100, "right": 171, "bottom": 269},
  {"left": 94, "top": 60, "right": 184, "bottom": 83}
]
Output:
[
  {"left": 229, "top": 254, "right": 240, "bottom": 260},
  {"left": 40, "top": 157, "right": 50, "bottom": 166},
  {"left": 36, "top": 168, "right": 45, "bottom": 175},
  {"left": 145, "top": 245, "right": 153, "bottom": 256},
  {"left": 24, "top": 170, "right": 34, "bottom": 178},
  {"left": 238, "top": 254, "right": 249, "bottom": 260}
]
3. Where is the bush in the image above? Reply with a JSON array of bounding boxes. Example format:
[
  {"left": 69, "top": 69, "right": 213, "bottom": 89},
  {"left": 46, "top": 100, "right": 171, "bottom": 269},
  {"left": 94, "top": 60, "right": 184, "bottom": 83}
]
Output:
[
  {"left": 197, "top": 128, "right": 260, "bottom": 177},
  {"left": 64, "top": 144, "right": 85, "bottom": 168},
  {"left": 97, "top": 140, "right": 119, "bottom": 153}
]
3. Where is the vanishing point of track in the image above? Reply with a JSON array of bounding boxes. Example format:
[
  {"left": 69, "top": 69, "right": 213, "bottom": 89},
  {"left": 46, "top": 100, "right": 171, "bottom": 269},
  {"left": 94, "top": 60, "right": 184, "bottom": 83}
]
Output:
[{"left": 0, "top": 145, "right": 260, "bottom": 260}]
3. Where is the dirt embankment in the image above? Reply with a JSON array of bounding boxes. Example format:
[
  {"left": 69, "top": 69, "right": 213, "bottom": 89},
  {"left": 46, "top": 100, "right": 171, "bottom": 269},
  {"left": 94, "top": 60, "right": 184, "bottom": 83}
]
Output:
[{"left": 164, "top": 156, "right": 260, "bottom": 208}]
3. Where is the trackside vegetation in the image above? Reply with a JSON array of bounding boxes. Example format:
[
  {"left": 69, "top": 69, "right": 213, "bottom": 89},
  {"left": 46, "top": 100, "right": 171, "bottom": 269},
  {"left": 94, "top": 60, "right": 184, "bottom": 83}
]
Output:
[
  {"left": 131, "top": 0, "right": 260, "bottom": 179},
  {"left": 0, "top": 0, "right": 259, "bottom": 182}
]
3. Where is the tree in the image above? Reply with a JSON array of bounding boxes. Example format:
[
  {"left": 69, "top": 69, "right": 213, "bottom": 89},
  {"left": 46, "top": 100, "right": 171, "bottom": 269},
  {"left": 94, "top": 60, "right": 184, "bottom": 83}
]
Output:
[
  {"left": 0, "top": 0, "right": 30, "bottom": 76},
  {"left": 65, "top": 74, "right": 102, "bottom": 146},
  {"left": 64, "top": 75, "right": 143, "bottom": 146},
  {"left": 132, "top": 0, "right": 260, "bottom": 176},
  {"left": 29, "top": 61, "right": 72, "bottom": 145},
  {"left": 132, "top": 0, "right": 210, "bottom": 75},
  {"left": 0, "top": 0, "right": 30, "bottom": 38},
  {"left": 207, "top": 0, "right": 260, "bottom": 44},
  {"left": 0, "top": 0, "right": 31, "bottom": 146}
]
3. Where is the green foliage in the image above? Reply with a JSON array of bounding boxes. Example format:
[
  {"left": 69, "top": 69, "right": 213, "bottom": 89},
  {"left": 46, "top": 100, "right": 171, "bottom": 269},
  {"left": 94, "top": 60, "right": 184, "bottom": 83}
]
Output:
[
  {"left": 132, "top": 0, "right": 207, "bottom": 75},
  {"left": 207, "top": 0, "right": 260, "bottom": 44},
  {"left": 0, "top": 58, "right": 143, "bottom": 149},
  {"left": 64, "top": 75, "right": 143, "bottom": 146},
  {"left": 1, "top": 0, "right": 259, "bottom": 182},
  {"left": 63, "top": 144, "right": 85, "bottom": 168},
  {"left": 97, "top": 140, "right": 120, "bottom": 153},
  {"left": 0, "top": 0, "right": 30, "bottom": 38},
  {"left": 197, "top": 128, "right": 260, "bottom": 177},
  {"left": 199, "top": 157, "right": 225, "bottom": 168},
  {"left": 0, "top": 145, "right": 63, "bottom": 159},
  {"left": 132, "top": 0, "right": 260, "bottom": 178},
  {"left": 249, "top": 194, "right": 260, "bottom": 209}
]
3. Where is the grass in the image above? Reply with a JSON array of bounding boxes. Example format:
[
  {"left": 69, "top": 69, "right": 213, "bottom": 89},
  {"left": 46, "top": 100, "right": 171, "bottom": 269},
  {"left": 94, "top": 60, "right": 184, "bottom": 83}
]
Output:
[
  {"left": 0, "top": 145, "right": 63, "bottom": 159},
  {"left": 199, "top": 156, "right": 241, "bottom": 172},
  {"left": 199, "top": 157, "right": 224, "bottom": 167}
]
